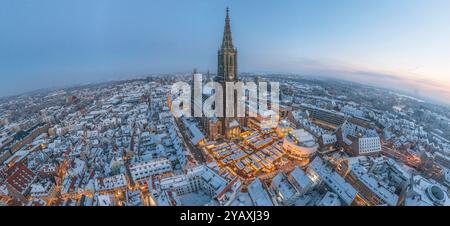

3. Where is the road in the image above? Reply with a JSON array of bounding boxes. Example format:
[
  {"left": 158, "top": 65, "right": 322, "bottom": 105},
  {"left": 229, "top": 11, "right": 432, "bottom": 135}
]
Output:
[
  {"left": 382, "top": 145, "right": 442, "bottom": 180},
  {"left": 174, "top": 117, "right": 206, "bottom": 164}
]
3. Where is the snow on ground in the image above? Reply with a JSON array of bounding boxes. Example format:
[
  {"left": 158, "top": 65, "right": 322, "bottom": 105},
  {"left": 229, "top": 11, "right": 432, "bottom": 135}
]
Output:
[
  {"left": 230, "top": 192, "right": 254, "bottom": 206},
  {"left": 179, "top": 191, "right": 211, "bottom": 206}
]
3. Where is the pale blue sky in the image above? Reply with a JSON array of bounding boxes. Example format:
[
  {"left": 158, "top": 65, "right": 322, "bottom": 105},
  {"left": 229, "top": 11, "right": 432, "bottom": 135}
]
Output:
[{"left": 1, "top": 0, "right": 449, "bottom": 103}]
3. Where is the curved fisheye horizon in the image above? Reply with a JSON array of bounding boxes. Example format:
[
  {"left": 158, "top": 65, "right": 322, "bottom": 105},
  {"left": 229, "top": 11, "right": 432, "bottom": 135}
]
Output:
[
  {"left": 1, "top": 0, "right": 450, "bottom": 105},
  {"left": 2, "top": 67, "right": 449, "bottom": 108}
]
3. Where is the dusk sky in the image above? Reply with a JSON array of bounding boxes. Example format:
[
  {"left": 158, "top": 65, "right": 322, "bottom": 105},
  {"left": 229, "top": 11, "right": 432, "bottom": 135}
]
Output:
[{"left": 1, "top": 0, "right": 449, "bottom": 104}]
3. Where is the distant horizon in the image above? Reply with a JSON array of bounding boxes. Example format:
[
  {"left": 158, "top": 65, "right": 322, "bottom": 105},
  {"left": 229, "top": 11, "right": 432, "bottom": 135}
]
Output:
[
  {"left": 1, "top": 0, "right": 449, "bottom": 104},
  {"left": 3, "top": 70, "right": 449, "bottom": 109}
]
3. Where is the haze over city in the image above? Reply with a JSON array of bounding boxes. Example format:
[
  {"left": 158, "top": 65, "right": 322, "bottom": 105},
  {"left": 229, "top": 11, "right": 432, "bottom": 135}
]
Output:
[{"left": 1, "top": 0, "right": 450, "bottom": 104}]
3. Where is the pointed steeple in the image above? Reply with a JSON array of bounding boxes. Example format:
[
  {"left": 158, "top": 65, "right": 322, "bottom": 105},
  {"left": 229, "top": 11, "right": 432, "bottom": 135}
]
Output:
[{"left": 221, "top": 7, "right": 234, "bottom": 49}]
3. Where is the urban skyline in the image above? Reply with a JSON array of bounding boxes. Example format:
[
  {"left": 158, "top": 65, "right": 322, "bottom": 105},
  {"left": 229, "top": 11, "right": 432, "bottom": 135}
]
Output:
[
  {"left": 1, "top": 2, "right": 450, "bottom": 209},
  {"left": 1, "top": 0, "right": 450, "bottom": 105}
]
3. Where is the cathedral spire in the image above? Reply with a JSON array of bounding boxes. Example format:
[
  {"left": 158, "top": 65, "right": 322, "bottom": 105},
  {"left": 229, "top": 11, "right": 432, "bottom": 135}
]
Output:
[
  {"left": 221, "top": 7, "right": 234, "bottom": 49},
  {"left": 216, "top": 7, "right": 239, "bottom": 137}
]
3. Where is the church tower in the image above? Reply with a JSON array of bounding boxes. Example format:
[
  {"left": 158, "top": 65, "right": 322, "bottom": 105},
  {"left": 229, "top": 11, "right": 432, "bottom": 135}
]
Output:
[
  {"left": 217, "top": 8, "right": 238, "bottom": 84},
  {"left": 216, "top": 8, "right": 240, "bottom": 138}
]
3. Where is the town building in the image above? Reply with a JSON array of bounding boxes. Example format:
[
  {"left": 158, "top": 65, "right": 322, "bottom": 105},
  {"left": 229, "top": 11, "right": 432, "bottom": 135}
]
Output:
[
  {"left": 247, "top": 178, "right": 275, "bottom": 206},
  {"left": 336, "top": 121, "right": 381, "bottom": 156},
  {"left": 129, "top": 158, "right": 172, "bottom": 184}
]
